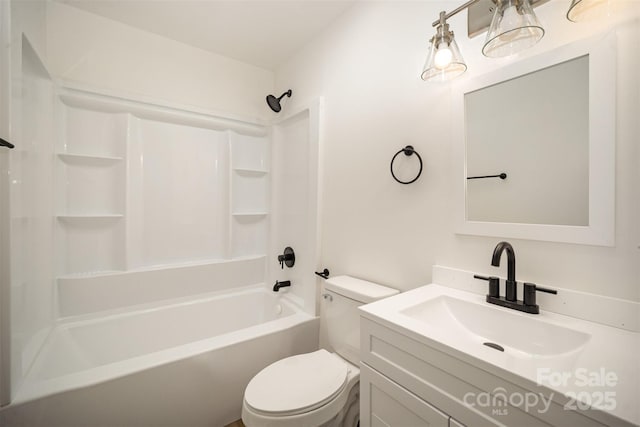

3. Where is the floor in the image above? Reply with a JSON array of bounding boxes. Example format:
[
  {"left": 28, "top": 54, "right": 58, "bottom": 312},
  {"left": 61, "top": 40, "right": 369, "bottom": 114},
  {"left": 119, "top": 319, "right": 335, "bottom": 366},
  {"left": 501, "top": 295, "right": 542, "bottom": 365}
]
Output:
[{"left": 224, "top": 420, "right": 245, "bottom": 427}]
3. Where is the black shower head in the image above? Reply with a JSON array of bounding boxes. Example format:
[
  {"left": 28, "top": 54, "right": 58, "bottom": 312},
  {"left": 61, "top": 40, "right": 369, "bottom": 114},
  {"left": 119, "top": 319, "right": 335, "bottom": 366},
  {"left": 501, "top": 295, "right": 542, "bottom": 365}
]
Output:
[{"left": 266, "top": 89, "right": 292, "bottom": 113}]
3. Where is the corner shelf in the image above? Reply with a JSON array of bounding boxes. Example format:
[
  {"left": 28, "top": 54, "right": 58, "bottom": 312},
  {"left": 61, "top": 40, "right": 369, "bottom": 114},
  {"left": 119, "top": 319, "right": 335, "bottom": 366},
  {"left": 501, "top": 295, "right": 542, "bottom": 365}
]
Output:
[
  {"left": 57, "top": 214, "right": 124, "bottom": 221},
  {"left": 57, "top": 270, "right": 125, "bottom": 280},
  {"left": 232, "top": 212, "right": 268, "bottom": 217},
  {"left": 233, "top": 168, "right": 268, "bottom": 175},
  {"left": 58, "top": 153, "right": 123, "bottom": 166}
]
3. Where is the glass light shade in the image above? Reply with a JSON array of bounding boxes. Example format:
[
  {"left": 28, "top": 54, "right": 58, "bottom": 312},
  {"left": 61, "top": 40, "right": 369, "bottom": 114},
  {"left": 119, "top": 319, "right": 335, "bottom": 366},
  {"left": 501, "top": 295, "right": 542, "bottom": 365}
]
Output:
[
  {"left": 421, "top": 30, "right": 467, "bottom": 82},
  {"left": 567, "top": 0, "right": 612, "bottom": 22},
  {"left": 482, "top": 0, "right": 544, "bottom": 58}
]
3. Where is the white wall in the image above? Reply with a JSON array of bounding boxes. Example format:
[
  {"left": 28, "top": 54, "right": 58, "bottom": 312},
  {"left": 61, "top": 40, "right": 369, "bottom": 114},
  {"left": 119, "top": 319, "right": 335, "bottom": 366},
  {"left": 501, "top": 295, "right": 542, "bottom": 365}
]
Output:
[
  {"left": 46, "top": 1, "right": 274, "bottom": 121},
  {"left": 276, "top": 1, "right": 640, "bottom": 302}
]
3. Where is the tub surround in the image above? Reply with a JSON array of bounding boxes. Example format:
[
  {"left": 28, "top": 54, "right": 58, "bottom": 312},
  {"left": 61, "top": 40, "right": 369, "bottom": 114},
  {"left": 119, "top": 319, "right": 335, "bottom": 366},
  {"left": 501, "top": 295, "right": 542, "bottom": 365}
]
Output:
[
  {"left": 3, "top": 39, "right": 323, "bottom": 422},
  {"left": 55, "top": 85, "right": 271, "bottom": 281}
]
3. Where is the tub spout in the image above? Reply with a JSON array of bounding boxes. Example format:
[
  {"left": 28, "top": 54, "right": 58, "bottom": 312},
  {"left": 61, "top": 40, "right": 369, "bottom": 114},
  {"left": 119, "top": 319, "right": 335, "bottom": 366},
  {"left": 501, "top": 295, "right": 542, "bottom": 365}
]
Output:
[{"left": 273, "top": 280, "right": 291, "bottom": 292}]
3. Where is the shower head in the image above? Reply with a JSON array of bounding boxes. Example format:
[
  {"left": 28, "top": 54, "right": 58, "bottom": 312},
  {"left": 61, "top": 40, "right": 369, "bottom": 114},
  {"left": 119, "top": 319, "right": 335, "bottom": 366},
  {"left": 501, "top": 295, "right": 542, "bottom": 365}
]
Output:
[{"left": 266, "top": 89, "right": 292, "bottom": 113}]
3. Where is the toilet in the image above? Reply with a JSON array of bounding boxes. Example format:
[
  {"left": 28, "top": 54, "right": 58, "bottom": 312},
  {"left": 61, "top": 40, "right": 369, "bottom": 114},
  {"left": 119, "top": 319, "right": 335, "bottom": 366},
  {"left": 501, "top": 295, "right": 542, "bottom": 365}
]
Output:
[{"left": 241, "top": 275, "right": 398, "bottom": 427}]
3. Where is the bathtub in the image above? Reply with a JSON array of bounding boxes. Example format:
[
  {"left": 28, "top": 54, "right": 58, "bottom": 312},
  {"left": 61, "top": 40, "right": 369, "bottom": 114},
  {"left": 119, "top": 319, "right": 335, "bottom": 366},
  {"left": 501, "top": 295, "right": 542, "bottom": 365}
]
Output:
[{"left": 0, "top": 285, "right": 319, "bottom": 426}]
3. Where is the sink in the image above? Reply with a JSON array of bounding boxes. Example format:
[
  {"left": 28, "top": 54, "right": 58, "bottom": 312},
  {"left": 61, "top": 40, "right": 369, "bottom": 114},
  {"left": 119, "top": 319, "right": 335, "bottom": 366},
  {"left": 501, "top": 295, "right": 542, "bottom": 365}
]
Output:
[
  {"left": 359, "top": 282, "right": 639, "bottom": 426},
  {"left": 400, "top": 295, "right": 591, "bottom": 358}
]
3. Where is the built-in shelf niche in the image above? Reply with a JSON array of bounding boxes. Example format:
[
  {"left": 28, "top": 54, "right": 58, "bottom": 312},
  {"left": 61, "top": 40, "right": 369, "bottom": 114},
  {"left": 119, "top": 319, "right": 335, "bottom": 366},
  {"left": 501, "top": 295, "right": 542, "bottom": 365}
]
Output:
[
  {"left": 63, "top": 106, "right": 128, "bottom": 158},
  {"left": 57, "top": 154, "right": 124, "bottom": 216},
  {"left": 230, "top": 131, "right": 270, "bottom": 259},
  {"left": 231, "top": 215, "right": 268, "bottom": 258},
  {"left": 230, "top": 131, "right": 269, "bottom": 172},
  {"left": 56, "top": 215, "right": 125, "bottom": 275},
  {"left": 232, "top": 172, "right": 269, "bottom": 214},
  {"left": 56, "top": 100, "right": 128, "bottom": 277},
  {"left": 230, "top": 131, "right": 269, "bottom": 214}
]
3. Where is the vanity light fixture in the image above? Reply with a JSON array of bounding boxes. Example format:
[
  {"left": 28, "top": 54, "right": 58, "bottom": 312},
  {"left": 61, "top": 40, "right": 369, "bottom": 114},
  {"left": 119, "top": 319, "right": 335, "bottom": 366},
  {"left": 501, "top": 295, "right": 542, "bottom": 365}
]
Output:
[
  {"left": 482, "top": 0, "right": 544, "bottom": 58},
  {"left": 421, "top": 0, "right": 551, "bottom": 82},
  {"left": 567, "top": 0, "right": 612, "bottom": 22},
  {"left": 421, "top": 11, "right": 467, "bottom": 82}
]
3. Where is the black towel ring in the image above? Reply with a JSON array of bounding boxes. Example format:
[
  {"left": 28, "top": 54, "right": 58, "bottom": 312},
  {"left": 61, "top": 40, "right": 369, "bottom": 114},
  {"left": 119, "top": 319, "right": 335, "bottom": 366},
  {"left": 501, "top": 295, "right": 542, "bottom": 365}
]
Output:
[{"left": 390, "top": 145, "right": 422, "bottom": 185}]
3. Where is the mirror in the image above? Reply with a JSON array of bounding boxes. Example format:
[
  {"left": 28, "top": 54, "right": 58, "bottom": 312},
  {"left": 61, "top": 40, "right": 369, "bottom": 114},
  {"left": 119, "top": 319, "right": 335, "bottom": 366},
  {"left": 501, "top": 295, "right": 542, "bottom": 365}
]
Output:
[
  {"left": 466, "top": 56, "right": 589, "bottom": 226},
  {"left": 453, "top": 34, "right": 615, "bottom": 246}
]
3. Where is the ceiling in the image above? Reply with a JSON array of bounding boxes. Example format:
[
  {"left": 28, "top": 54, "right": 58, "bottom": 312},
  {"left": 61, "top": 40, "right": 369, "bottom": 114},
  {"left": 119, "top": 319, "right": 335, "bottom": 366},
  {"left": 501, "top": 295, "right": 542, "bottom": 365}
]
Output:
[{"left": 58, "top": 0, "right": 356, "bottom": 70}]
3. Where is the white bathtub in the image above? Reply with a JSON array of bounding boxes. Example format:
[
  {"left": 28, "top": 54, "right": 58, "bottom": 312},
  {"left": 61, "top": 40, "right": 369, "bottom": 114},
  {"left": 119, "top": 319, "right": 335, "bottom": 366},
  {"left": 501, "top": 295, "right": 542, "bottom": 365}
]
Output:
[{"left": 0, "top": 285, "right": 319, "bottom": 426}]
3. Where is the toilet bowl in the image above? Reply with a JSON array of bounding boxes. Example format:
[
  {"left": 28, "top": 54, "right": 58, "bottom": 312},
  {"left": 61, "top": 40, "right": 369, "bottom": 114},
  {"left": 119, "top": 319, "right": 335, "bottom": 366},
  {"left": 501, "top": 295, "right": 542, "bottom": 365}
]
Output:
[
  {"left": 242, "top": 349, "right": 359, "bottom": 427},
  {"left": 241, "top": 276, "right": 398, "bottom": 427}
]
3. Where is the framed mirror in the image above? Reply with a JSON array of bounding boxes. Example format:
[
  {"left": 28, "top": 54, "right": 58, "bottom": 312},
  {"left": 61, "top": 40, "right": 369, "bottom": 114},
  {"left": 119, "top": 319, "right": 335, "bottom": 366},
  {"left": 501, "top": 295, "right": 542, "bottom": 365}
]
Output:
[{"left": 452, "top": 33, "right": 616, "bottom": 246}]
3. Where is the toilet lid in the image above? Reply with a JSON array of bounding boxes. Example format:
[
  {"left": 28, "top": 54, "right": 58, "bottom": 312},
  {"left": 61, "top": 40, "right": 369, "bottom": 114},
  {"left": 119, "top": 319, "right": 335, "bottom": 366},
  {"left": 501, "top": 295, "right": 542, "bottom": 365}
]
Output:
[{"left": 244, "top": 349, "right": 348, "bottom": 416}]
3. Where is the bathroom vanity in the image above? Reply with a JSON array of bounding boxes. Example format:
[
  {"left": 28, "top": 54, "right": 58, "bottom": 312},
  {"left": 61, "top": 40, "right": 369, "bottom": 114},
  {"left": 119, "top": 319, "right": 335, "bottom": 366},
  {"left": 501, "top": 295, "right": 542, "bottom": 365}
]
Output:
[{"left": 358, "top": 270, "right": 639, "bottom": 427}]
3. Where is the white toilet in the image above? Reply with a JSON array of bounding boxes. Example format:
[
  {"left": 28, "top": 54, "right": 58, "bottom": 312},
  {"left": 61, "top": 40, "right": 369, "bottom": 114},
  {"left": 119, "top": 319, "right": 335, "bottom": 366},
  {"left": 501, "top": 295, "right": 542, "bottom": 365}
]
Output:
[{"left": 241, "top": 275, "right": 398, "bottom": 427}]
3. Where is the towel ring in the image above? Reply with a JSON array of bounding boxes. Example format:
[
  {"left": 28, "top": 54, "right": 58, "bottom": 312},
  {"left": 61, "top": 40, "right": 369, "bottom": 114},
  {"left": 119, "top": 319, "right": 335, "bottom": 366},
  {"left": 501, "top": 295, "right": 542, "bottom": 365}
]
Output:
[{"left": 390, "top": 145, "right": 422, "bottom": 185}]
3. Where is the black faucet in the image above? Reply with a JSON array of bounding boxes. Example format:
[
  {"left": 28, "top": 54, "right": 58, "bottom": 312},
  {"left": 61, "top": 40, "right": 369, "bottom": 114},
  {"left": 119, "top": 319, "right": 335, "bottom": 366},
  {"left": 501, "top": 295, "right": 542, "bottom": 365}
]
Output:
[
  {"left": 475, "top": 241, "right": 557, "bottom": 314},
  {"left": 273, "top": 280, "right": 291, "bottom": 292},
  {"left": 491, "top": 241, "right": 517, "bottom": 302}
]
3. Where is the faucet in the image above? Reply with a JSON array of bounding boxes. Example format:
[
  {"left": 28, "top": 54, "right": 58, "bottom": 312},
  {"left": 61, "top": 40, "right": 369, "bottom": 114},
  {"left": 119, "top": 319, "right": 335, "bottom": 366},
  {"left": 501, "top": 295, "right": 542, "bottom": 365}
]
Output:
[
  {"left": 491, "top": 241, "right": 517, "bottom": 302},
  {"left": 273, "top": 280, "right": 291, "bottom": 292},
  {"left": 474, "top": 241, "right": 557, "bottom": 314}
]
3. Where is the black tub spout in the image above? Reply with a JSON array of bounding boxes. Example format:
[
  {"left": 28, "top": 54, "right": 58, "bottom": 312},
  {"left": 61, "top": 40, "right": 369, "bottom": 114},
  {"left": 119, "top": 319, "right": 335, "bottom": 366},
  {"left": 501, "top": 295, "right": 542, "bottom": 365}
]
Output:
[{"left": 273, "top": 280, "right": 291, "bottom": 292}]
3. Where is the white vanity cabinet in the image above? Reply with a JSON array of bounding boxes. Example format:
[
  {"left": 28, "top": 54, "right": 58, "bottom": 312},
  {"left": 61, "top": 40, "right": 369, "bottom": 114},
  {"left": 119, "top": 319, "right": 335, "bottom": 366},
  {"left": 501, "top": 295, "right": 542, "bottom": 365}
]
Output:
[
  {"left": 360, "top": 317, "right": 626, "bottom": 427},
  {"left": 361, "top": 363, "right": 460, "bottom": 427}
]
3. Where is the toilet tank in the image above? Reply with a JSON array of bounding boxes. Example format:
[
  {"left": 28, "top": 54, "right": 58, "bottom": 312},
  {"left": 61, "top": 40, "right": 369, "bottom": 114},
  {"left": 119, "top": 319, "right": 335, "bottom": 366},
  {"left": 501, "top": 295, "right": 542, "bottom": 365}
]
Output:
[{"left": 323, "top": 276, "right": 398, "bottom": 365}]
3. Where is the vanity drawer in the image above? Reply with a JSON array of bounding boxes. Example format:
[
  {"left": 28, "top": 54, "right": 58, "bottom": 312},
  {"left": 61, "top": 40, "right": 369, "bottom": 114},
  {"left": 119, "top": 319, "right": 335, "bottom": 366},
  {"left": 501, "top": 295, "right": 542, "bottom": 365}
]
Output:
[
  {"left": 361, "top": 363, "right": 450, "bottom": 427},
  {"left": 361, "top": 317, "right": 611, "bottom": 427}
]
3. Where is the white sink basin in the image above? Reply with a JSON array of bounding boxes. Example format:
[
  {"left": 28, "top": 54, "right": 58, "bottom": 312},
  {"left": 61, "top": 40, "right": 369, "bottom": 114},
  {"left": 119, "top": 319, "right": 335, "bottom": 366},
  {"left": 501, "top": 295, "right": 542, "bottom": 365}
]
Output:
[
  {"left": 359, "top": 282, "right": 640, "bottom": 426},
  {"left": 400, "top": 295, "right": 591, "bottom": 358}
]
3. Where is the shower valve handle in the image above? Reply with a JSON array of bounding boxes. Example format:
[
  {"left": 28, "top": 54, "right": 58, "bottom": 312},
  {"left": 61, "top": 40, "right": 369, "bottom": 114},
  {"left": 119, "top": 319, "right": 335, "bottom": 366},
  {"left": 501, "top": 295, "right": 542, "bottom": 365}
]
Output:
[{"left": 277, "top": 247, "right": 295, "bottom": 269}]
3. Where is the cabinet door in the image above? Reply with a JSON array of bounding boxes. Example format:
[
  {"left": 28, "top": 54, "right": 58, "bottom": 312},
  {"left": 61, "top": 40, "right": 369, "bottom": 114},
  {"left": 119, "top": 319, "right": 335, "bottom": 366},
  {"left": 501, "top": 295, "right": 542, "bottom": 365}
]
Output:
[{"left": 361, "top": 364, "right": 449, "bottom": 427}]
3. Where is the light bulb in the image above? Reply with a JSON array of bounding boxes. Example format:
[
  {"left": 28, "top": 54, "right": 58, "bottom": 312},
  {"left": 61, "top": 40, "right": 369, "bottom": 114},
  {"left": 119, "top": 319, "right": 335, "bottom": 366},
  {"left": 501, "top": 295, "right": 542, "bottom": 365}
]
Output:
[{"left": 434, "top": 42, "right": 453, "bottom": 69}]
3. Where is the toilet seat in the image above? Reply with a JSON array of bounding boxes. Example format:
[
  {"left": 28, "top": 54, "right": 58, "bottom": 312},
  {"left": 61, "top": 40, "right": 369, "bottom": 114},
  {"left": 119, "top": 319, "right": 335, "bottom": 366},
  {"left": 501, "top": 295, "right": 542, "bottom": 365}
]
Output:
[{"left": 244, "top": 349, "right": 349, "bottom": 416}]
